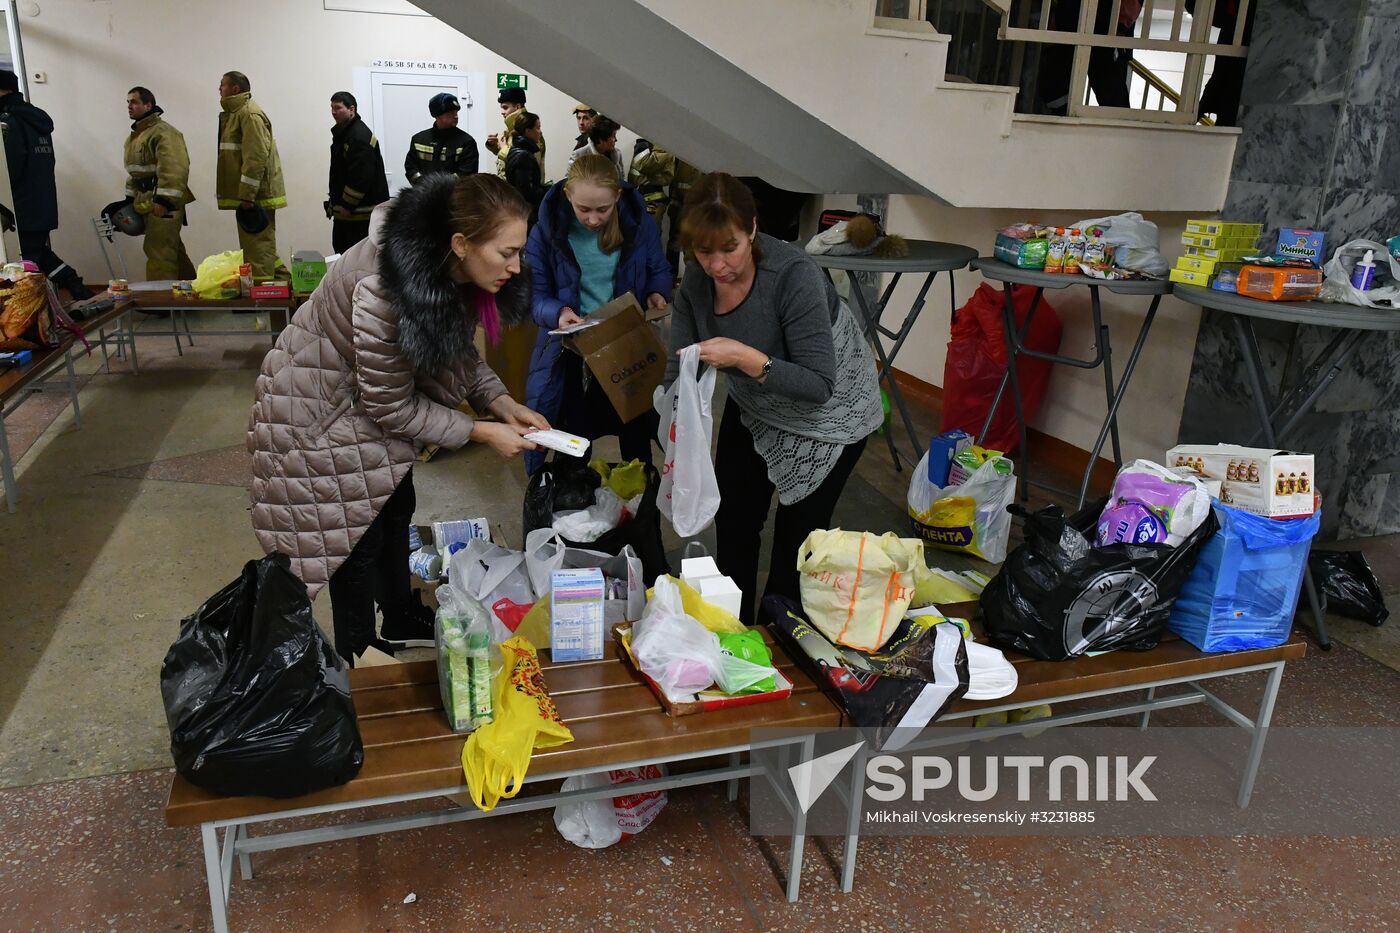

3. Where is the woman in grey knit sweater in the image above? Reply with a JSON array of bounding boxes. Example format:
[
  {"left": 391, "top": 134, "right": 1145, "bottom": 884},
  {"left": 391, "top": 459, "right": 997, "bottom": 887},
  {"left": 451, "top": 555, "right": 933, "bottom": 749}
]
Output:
[{"left": 664, "top": 173, "right": 883, "bottom": 623}]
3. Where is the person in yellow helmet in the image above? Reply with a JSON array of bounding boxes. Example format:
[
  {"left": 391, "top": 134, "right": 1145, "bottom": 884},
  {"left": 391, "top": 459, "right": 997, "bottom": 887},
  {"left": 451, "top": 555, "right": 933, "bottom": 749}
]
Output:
[
  {"left": 216, "top": 70, "right": 287, "bottom": 278},
  {"left": 123, "top": 86, "right": 196, "bottom": 281}
]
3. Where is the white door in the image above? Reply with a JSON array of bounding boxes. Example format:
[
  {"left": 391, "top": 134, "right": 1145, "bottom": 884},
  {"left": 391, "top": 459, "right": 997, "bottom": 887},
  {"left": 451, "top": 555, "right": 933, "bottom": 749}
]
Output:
[{"left": 368, "top": 70, "right": 486, "bottom": 197}]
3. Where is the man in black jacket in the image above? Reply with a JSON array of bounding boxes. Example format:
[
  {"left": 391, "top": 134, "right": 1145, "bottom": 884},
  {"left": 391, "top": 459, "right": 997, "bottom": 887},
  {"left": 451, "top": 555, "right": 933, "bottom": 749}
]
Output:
[
  {"left": 326, "top": 91, "right": 388, "bottom": 254},
  {"left": 0, "top": 71, "right": 91, "bottom": 299},
  {"left": 403, "top": 92, "right": 478, "bottom": 186}
]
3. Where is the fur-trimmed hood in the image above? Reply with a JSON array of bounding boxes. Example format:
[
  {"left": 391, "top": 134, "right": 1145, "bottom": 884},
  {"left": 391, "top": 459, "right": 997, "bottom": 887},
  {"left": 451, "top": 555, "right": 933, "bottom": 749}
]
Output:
[{"left": 375, "top": 173, "right": 531, "bottom": 376}]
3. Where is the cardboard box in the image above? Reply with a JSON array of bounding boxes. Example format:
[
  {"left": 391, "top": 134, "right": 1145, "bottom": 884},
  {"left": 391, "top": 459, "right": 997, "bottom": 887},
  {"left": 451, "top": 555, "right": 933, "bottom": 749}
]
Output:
[
  {"left": 1185, "top": 220, "right": 1263, "bottom": 237},
  {"left": 1183, "top": 244, "right": 1254, "bottom": 261},
  {"left": 1169, "top": 268, "right": 1213, "bottom": 287},
  {"left": 249, "top": 280, "right": 290, "bottom": 299},
  {"left": 550, "top": 568, "right": 605, "bottom": 662},
  {"left": 1181, "top": 231, "right": 1259, "bottom": 250},
  {"left": 290, "top": 250, "right": 327, "bottom": 295},
  {"left": 564, "top": 293, "right": 667, "bottom": 424},
  {"left": 1166, "top": 444, "right": 1316, "bottom": 519},
  {"left": 1273, "top": 228, "right": 1327, "bottom": 265}
]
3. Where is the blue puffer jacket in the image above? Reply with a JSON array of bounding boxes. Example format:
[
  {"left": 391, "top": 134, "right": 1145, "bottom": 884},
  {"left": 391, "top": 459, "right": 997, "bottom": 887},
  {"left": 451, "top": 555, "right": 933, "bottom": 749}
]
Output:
[{"left": 524, "top": 180, "right": 672, "bottom": 472}]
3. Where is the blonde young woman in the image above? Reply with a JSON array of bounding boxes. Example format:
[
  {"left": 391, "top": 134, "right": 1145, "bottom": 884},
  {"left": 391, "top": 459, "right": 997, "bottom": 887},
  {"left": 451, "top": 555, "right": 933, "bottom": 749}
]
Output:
[{"left": 522, "top": 153, "right": 672, "bottom": 474}]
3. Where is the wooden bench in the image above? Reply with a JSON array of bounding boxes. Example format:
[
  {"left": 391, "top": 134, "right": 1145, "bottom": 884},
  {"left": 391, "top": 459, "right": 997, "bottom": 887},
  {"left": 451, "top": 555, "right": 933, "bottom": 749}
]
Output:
[
  {"left": 831, "top": 615, "right": 1308, "bottom": 892},
  {"left": 166, "top": 637, "right": 842, "bottom": 933},
  {"left": 0, "top": 334, "right": 80, "bottom": 512}
]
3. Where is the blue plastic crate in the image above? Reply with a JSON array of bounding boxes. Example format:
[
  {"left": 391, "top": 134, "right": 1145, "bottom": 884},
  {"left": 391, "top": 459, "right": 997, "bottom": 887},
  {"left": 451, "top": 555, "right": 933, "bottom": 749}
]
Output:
[{"left": 1169, "top": 501, "right": 1320, "bottom": 652}]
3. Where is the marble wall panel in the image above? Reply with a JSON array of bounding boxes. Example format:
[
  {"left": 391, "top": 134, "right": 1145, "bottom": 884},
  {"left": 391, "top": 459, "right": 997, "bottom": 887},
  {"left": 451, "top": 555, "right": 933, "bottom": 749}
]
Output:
[
  {"left": 1239, "top": 0, "right": 1367, "bottom": 105},
  {"left": 1230, "top": 104, "right": 1341, "bottom": 188}
]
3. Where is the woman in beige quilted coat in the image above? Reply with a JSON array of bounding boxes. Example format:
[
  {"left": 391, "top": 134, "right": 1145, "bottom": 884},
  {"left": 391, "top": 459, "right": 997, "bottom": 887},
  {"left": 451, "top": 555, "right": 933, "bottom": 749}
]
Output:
[{"left": 249, "top": 173, "right": 548, "bottom": 664}]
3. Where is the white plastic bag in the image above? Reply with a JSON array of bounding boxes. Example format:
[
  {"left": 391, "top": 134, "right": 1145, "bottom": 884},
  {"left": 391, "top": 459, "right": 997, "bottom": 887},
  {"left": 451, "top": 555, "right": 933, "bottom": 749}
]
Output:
[
  {"left": 907, "top": 453, "right": 1015, "bottom": 564},
  {"left": 524, "top": 528, "right": 645, "bottom": 623},
  {"left": 1321, "top": 238, "right": 1400, "bottom": 307},
  {"left": 551, "top": 487, "right": 643, "bottom": 543},
  {"left": 630, "top": 577, "right": 722, "bottom": 695},
  {"left": 448, "top": 540, "right": 536, "bottom": 641},
  {"left": 655, "top": 344, "right": 720, "bottom": 537},
  {"left": 1072, "top": 212, "right": 1170, "bottom": 276},
  {"left": 553, "top": 765, "right": 668, "bottom": 849}
]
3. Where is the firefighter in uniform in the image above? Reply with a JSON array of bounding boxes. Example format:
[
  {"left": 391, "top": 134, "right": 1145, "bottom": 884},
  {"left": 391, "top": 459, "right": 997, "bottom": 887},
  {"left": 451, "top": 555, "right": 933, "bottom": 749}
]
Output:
[
  {"left": 123, "top": 86, "right": 195, "bottom": 281},
  {"left": 485, "top": 87, "right": 543, "bottom": 178},
  {"left": 326, "top": 91, "right": 388, "bottom": 254},
  {"left": 665, "top": 157, "right": 702, "bottom": 275},
  {"left": 626, "top": 138, "right": 676, "bottom": 224},
  {"left": 403, "top": 92, "right": 478, "bottom": 185},
  {"left": 215, "top": 71, "right": 287, "bottom": 279}
]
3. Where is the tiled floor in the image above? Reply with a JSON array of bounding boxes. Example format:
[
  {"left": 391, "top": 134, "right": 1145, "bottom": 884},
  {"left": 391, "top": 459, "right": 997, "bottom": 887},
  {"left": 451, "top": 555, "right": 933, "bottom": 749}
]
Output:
[{"left": 2, "top": 310, "right": 1398, "bottom": 929}]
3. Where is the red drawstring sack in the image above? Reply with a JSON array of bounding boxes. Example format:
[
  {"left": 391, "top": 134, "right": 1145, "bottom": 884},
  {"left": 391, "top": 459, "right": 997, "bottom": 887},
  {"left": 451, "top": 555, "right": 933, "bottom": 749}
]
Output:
[{"left": 940, "top": 283, "right": 1062, "bottom": 454}]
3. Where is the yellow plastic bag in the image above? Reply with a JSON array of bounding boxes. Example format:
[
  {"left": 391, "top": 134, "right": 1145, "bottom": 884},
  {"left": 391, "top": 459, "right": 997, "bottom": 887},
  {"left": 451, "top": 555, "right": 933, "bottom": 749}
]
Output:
[
  {"left": 591, "top": 459, "right": 649, "bottom": 501},
  {"left": 796, "top": 529, "right": 925, "bottom": 651},
  {"left": 461, "top": 636, "right": 573, "bottom": 811},
  {"left": 645, "top": 575, "right": 746, "bottom": 634},
  {"left": 192, "top": 249, "right": 244, "bottom": 298}
]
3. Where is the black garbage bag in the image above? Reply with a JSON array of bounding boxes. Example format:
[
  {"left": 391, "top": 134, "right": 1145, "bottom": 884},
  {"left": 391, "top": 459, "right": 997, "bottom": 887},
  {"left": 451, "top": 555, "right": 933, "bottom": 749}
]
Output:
[
  {"left": 1309, "top": 550, "right": 1389, "bottom": 626},
  {"left": 524, "top": 459, "right": 669, "bottom": 582},
  {"left": 981, "top": 498, "right": 1219, "bottom": 660},
  {"left": 160, "top": 554, "right": 364, "bottom": 797}
]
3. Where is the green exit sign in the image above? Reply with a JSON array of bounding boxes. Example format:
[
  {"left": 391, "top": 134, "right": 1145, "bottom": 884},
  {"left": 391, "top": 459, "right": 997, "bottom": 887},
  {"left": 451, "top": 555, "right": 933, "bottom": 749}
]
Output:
[{"left": 496, "top": 73, "right": 529, "bottom": 90}]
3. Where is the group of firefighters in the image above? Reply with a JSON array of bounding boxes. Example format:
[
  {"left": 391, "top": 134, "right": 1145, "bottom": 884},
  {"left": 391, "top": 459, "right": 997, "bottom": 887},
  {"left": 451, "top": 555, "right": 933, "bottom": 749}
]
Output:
[{"left": 0, "top": 67, "right": 702, "bottom": 295}]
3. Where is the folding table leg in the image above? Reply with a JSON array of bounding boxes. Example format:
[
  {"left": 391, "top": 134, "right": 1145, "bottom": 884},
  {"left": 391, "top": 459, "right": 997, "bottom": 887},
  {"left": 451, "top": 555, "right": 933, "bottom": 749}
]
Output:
[
  {"left": 786, "top": 734, "right": 815, "bottom": 903},
  {"left": 1231, "top": 315, "right": 1331, "bottom": 648},
  {"left": 200, "top": 823, "right": 230, "bottom": 933},
  {"left": 0, "top": 417, "right": 17, "bottom": 513},
  {"left": 1237, "top": 663, "right": 1284, "bottom": 808},
  {"left": 995, "top": 281, "right": 1031, "bottom": 501},
  {"left": 63, "top": 351, "right": 82, "bottom": 429},
  {"left": 1076, "top": 294, "right": 1160, "bottom": 508}
]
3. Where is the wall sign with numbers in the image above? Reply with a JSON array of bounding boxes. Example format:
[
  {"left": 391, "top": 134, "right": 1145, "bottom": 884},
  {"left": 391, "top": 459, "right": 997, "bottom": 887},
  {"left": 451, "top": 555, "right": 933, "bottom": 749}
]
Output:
[{"left": 371, "top": 59, "right": 461, "bottom": 71}]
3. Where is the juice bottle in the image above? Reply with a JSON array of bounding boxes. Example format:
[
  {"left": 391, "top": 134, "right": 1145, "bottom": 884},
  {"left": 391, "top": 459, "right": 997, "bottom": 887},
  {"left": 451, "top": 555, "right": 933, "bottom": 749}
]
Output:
[
  {"left": 1044, "top": 227, "right": 1067, "bottom": 273},
  {"left": 1063, "top": 228, "right": 1087, "bottom": 274}
]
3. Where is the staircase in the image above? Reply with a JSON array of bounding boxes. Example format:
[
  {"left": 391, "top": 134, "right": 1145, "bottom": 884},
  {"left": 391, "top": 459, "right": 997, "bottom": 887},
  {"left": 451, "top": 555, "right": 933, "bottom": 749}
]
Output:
[{"left": 411, "top": 0, "right": 1240, "bottom": 212}]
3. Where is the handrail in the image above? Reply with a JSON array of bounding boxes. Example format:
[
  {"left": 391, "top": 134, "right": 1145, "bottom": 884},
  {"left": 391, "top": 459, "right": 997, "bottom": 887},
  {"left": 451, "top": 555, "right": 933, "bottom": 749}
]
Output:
[{"left": 1128, "top": 58, "right": 1215, "bottom": 126}]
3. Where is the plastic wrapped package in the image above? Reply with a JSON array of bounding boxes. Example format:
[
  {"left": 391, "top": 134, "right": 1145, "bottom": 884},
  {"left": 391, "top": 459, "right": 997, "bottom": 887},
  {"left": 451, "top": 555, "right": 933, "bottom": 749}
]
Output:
[{"left": 435, "top": 585, "right": 498, "bottom": 732}]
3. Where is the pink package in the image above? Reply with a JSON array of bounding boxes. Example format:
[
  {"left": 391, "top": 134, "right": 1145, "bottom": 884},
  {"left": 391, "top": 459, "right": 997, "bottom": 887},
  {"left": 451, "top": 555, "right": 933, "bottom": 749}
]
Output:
[{"left": 1096, "top": 501, "right": 1167, "bottom": 546}]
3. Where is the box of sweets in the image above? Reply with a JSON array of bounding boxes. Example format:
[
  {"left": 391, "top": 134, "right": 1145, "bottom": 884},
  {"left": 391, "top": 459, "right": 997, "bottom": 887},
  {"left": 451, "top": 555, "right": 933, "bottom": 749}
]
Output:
[{"left": 1166, "top": 444, "right": 1316, "bottom": 519}]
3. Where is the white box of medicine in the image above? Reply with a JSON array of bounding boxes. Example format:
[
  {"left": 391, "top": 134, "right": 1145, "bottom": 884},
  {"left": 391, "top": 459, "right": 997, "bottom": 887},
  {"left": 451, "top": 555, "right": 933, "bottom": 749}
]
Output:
[
  {"left": 680, "top": 556, "right": 721, "bottom": 587},
  {"left": 550, "top": 568, "right": 605, "bottom": 662},
  {"left": 698, "top": 576, "right": 743, "bottom": 618},
  {"left": 1166, "top": 444, "right": 1316, "bottom": 519}
]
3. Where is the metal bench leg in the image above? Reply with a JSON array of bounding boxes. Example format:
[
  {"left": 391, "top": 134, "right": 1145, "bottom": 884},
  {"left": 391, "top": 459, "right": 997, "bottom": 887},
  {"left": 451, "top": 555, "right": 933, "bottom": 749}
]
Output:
[
  {"left": 786, "top": 734, "right": 815, "bottom": 903},
  {"left": 0, "top": 417, "right": 16, "bottom": 512},
  {"left": 173, "top": 309, "right": 185, "bottom": 356},
  {"left": 1237, "top": 663, "right": 1284, "bottom": 808},
  {"left": 63, "top": 351, "right": 82, "bottom": 429},
  {"left": 237, "top": 824, "right": 254, "bottom": 880},
  {"left": 1139, "top": 686, "right": 1155, "bottom": 730},
  {"left": 98, "top": 327, "right": 112, "bottom": 373},
  {"left": 200, "top": 823, "right": 231, "bottom": 933},
  {"left": 126, "top": 312, "right": 140, "bottom": 374},
  {"left": 181, "top": 307, "right": 195, "bottom": 348},
  {"left": 727, "top": 752, "right": 740, "bottom": 802},
  {"left": 840, "top": 744, "right": 868, "bottom": 893}
]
